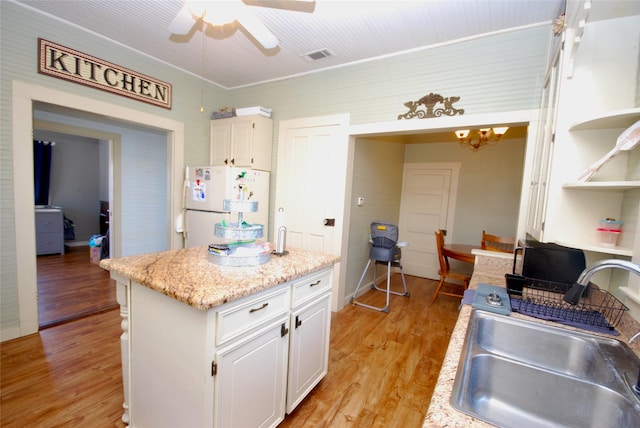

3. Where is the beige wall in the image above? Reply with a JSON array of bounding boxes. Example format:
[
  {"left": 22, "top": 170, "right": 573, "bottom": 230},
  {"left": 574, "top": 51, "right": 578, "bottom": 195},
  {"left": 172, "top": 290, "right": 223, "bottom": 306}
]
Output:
[
  {"left": 405, "top": 136, "right": 526, "bottom": 245},
  {"left": 343, "top": 133, "right": 525, "bottom": 301},
  {"left": 346, "top": 138, "right": 405, "bottom": 297}
]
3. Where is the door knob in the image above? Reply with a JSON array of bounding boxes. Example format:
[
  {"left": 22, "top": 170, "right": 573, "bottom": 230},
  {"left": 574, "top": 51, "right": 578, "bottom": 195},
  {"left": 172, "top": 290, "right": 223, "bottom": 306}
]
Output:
[{"left": 323, "top": 218, "right": 335, "bottom": 226}]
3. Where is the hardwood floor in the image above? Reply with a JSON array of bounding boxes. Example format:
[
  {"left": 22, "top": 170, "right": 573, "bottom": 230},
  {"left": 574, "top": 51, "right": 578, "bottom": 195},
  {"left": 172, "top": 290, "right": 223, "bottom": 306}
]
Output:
[
  {"left": 1, "top": 273, "right": 461, "bottom": 427},
  {"left": 37, "top": 246, "right": 117, "bottom": 328},
  {"left": 279, "top": 275, "right": 460, "bottom": 427},
  {"left": 1, "top": 309, "right": 126, "bottom": 428}
]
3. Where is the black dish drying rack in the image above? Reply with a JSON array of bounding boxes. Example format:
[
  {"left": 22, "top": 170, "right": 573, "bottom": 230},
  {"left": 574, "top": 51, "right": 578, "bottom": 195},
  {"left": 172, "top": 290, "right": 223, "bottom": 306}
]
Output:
[{"left": 507, "top": 277, "right": 628, "bottom": 331}]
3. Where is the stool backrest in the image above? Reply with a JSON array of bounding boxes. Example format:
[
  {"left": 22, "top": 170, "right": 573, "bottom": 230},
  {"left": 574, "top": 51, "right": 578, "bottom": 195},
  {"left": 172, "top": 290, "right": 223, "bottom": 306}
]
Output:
[{"left": 370, "top": 222, "right": 399, "bottom": 249}]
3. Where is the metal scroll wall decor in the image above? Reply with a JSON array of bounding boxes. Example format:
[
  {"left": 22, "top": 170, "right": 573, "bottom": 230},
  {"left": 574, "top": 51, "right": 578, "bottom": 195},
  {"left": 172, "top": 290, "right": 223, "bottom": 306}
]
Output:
[{"left": 397, "top": 92, "right": 464, "bottom": 120}]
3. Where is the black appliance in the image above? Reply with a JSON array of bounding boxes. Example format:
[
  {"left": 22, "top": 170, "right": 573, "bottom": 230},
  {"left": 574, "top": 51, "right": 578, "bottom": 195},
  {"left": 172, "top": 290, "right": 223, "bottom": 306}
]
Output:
[{"left": 507, "top": 239, "right": 586, "bottom": 295}]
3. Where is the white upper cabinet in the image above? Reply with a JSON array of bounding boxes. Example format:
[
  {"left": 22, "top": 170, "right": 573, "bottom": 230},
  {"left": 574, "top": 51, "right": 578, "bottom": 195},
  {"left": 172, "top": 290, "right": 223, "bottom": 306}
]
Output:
[
  {"left": 534, "top": 5, "right": 640, "bottom": 257},
  {"left": 210, "top": 115, "right": 273, "bottom": 171},
  {"left": 526, "top": 35, "right": 564, "bottom": 242}
]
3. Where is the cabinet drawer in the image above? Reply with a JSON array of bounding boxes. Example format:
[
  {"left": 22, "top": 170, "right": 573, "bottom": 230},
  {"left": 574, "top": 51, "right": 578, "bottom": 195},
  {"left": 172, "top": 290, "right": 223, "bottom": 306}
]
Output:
[
  {"left": 216, "top": 286, "right": 290, "bottom": 346},
  {"left": 36, "top": 212, "right": 62, "bottom": 233},
  {"left": 291, "top": 268, "right": 332, "bottom": 308},
  {"left": 36, "top": 232, "right": 63, "bottom": 255}
]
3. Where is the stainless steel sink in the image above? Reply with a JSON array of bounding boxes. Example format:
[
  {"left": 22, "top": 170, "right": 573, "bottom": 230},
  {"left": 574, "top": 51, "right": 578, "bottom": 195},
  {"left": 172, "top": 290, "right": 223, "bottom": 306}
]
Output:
[
  {"left": 473, "top": 312, "right": 625, "bottom": 384},
  {"left": 451, "top": 309, "right": 640, "bottom": 428}
]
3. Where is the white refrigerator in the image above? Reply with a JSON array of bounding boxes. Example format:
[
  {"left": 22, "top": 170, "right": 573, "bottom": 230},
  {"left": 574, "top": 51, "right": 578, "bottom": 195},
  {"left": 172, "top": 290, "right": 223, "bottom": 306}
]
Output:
[{"left": 184, "top": 166, "right": 270, "bottom": 248}]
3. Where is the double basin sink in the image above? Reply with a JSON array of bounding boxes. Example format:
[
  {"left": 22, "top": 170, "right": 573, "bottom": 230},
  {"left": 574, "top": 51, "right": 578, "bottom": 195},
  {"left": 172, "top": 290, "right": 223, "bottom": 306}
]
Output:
[{"left": 451, "top": 309, "right": 640, "bottom": 427}]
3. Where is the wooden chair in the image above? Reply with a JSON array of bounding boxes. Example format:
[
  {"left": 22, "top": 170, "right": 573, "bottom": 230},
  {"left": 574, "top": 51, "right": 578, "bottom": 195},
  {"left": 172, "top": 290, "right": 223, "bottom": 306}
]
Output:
[
  {"left": 432, "top": 230, "right": 471, "bottom": 303},
  {"left": 481, "top": 230, "right": 516, "bottom": 253}
]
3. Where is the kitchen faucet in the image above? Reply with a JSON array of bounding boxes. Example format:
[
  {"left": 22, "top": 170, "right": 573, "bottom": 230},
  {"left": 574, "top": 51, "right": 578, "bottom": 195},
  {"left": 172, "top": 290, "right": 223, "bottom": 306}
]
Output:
[
  {"left": 563, "top": 259, "right": 640, "bottom": 305},
  {"left": 563, "top": 259, "right": 640, "bottom": 397}
]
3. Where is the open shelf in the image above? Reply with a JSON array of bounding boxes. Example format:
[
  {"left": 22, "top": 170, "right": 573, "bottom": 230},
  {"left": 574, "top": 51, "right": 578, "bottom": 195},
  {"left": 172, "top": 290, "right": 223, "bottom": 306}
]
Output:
[
  {"left": 569, "top": 108, "right": 640, "bottom": 131},
  {"left": 562, "top": 181, "right": 640, "bottom": 190},
  {"left": 555, "top": 241, "right": 633, "bottom": 257}
]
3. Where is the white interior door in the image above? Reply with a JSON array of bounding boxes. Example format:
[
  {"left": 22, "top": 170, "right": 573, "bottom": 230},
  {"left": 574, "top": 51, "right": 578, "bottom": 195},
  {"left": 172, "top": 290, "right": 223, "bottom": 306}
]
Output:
[
  {"left": 398, "top": 163, "right": 460, "bottom": 279},
  {"left": 278, "top": 126, "right": 335, "bottom": 251},
  {"left": 275, "top": 114, "right": 349, "bottom": 311}
]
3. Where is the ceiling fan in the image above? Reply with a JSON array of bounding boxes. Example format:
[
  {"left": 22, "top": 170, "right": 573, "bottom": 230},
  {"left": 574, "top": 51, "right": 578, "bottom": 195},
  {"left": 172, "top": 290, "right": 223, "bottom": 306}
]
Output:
[{"left": 169, "top": 0, "right": 315, "bottom": 49}]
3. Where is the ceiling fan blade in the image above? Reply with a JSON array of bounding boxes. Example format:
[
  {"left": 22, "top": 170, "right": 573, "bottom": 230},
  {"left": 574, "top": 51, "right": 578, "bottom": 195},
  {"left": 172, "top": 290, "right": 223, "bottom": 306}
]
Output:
[
  {"left": 168, "top": 6, "right": 197, "bottom": 35},
  {"left": 242, "top": 0, "right": 315, "bottom": 13},
  {"left": 237, "top": 13, "right": 279, "bottom": 49}
]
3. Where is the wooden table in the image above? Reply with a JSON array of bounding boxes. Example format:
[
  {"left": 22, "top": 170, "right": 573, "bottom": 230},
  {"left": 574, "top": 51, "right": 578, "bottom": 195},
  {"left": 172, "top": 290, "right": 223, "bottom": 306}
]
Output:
[{"left": 442, "top": 244, "right": 478, "bottom": 264}]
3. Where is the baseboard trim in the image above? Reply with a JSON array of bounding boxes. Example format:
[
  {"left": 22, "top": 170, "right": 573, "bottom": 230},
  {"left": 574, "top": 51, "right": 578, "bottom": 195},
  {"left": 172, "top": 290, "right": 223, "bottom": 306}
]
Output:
[{"left": 65, "top": 240, "right": 89, "bottom": 247}]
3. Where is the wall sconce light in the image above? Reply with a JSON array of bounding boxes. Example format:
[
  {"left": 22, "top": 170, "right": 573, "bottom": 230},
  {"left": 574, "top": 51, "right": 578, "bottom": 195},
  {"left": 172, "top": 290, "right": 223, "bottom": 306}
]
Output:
[{"left": 455, "top": 126, "right": 509, "bottom": 151}]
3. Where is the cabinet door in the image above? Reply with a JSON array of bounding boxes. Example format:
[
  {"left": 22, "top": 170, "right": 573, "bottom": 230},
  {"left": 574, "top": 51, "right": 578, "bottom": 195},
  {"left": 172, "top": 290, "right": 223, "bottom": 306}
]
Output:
[
  {"left": 231, "top": 120, "right": 254, "bottom": 167},
  {"left": 250, "top": 117, "right": 273, "bottom": 171},
  {"left": 214, "top": 316, "right": 289, "bottom": 428},
  {"left": 287, "top": 292, "right": 332, "bottom": 413},
  {"left": 210, "top": 116, "right": 273, "bottom": 170},
  {"left": 526, "top": 42, "right": 563, "bottom": 241},
  {"left": 210, "top": 122, "right": 231, "bottom": 166}
]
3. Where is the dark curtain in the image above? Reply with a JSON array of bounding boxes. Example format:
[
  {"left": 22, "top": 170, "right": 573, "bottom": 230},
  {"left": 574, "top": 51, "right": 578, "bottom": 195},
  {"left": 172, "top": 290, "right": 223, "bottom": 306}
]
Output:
[{"left": 33, "top": 140, "right": 53, "bottom": 206}]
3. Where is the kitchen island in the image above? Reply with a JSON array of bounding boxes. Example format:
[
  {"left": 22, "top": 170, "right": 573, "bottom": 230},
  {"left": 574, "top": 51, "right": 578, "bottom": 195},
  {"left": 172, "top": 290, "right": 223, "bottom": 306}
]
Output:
[
  {"left": 101, "top": 246, "right": 339, "bottom": 428},
  {"left": 422, "top": 252, "right": 640, "bottom": 428}
]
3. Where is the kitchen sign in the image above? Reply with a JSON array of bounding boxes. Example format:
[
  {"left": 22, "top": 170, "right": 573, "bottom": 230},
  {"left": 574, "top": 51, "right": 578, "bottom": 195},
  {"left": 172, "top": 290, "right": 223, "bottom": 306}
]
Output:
[{"left": 38, "top": 38, "right": 172, "bottom": 109}]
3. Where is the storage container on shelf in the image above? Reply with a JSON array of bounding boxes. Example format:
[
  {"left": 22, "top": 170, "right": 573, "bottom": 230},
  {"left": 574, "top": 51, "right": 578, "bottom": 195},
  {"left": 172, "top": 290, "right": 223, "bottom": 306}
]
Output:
[
  {"left": 597, "top": 228, "right": 622, "bottom": 248},
  {"left": 599, "top": 218, "right": 622, "bottom": 230},
  {"left": 597, "top": 218, "right": 622, "bottom": 248}
]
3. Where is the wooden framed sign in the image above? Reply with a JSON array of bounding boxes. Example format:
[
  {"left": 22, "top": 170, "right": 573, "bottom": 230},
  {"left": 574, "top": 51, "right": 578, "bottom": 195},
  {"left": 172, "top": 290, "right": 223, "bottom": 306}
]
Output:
[{"left": 38, "top": 38, "right": 172, "bottom": 109}]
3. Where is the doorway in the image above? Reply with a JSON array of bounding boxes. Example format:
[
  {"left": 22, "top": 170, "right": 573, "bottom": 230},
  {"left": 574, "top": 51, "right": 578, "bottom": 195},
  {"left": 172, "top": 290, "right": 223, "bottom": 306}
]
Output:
[
  {"left": 32, "top": 120, "right": 118, "bottom": 328},
  {"left": 31, "top": 104, "right": 171, "bottom": 328},
  {"left": 344, "top": 113, "right": 533, "bottom": 308},
  {"left": 11, "top": 81, "right": 185, "bottom": 338}
]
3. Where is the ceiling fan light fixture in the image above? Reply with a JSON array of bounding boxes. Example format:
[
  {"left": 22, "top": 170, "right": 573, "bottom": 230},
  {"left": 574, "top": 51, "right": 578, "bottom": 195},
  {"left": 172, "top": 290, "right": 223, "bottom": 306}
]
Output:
[
  {"left": 202, "top": 2, "right": 244, "bottom": 26},
  {"left": 169, "top": 0, "right": 312, "bottom": 49}
]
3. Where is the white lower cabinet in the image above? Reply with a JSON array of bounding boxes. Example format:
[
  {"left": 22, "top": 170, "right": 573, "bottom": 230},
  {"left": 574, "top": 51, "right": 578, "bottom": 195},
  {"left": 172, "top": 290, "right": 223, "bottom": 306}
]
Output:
[
  {"left": 121, "top": 266, "right": 333, "bottom": 427},
  {"left": 214, "top": 315, "right": 289, "bottom": 428},
  {"left": 287, "top": 292, "right": 331, "bottom": 413}
]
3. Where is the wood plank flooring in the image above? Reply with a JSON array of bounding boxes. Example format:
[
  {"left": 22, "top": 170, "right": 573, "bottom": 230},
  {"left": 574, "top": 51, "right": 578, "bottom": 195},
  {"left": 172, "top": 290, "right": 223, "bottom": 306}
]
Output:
[
  {"left": 1, "top": 273, "right": 461, "bottom": 427},
  {"left": 279, "top": 275, "right": 460, "bottom": 427},
  {"left": 37, "top": 246, "right": 117, "bottom": 328},
  {"left": 1, "top": 309, "right": 126, "bottom": 428}
]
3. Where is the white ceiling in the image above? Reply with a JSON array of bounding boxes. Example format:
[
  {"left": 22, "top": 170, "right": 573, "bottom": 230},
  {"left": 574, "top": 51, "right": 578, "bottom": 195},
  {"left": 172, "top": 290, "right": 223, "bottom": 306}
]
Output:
[{"left": 15, "top": 0, "right": 574, "bottom": 89}]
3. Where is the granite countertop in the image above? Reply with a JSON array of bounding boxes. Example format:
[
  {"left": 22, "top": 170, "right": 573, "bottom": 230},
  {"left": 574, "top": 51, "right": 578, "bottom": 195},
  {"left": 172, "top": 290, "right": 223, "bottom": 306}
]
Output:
[
  {"left": 100, "top": 245, "right": 339, "bottom": 310},
  {"left": 423, "top": 252, "right": 640, "bottom": 428}
]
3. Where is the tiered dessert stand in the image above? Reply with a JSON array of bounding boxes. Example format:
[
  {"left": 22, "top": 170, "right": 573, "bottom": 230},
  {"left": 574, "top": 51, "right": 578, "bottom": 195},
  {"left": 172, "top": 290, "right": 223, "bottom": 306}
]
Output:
[{"left": 207, "top": 186, "right": 270, "bottom": 266}]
